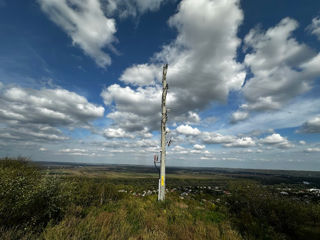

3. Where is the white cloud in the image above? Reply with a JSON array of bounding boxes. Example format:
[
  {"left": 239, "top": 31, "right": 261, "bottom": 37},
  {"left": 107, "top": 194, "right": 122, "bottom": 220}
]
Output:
[
  {"left": 155, "top": 0, "right": 245, "bottom": 106},
  {"left": 223, "top": 97, "right": 320, "bottom": 135},
  {"left": 193, "top": 144, "right": 205, "bottom": 150},
  {"left": 100, "top": 138, "right": 158, "bottom": 150},
  {"left": 304, "top": 147, "right": 320, "bottom": 153},
  {"left": 307, "top": 16, "right": 320, "bottom": 40},
  {"left": 59, "top": 148, "right": 88, "bottom": 153},
  {"left": 299, "top": 140, "right": 306, "bottom": 145},
  {"left": 0, "top": 124, "right": 69, "bottom": 142},
  {"left": 133, "top": 0, "right": 165, "bottom": 13},
  {"left": 39, "top": 0, "right": 116, "bottom": 68},
  {"left": 202, "top": 132, "right": 235, "bottom": 144},
  {"left": 171, "top": 145, "right": 185, "bottom": 151},
  {"left": 242, "top": 17, "right": 320, "bottom": 111},
  {"left": 231, "top": 110, "right": 249, "bottom": 123},
  {"left": 260, "top": 133, "right": 293, "bottom": 149},
  {"left": 223, "top": 137, "right": 255, "bottom": 148},
  {"left": 201, "top": 131, "right": 255, "bottom": 148},
  {"left": 100, "top": 83, "right": 198, "bottom": 134},
  {"left": 170, "top": 145, "right": 188, "bottom": 154},
  {"left": 176, "top": 124, "right": 200, "bottom": 136},
  {"left": 103, "top": 0, "right": 245, "bottom": 134},
  {"left": 0, "top": 83, "right": 104, "bottom": 143},
  {"left": 58, "top": 148, "right": 98, "bottom": 156},
  {"left": 260, "top": 133, "right": 285, "bottom": 145},
  {"left": 1, "top": 86, "right": 104, "bottom": 126},
  {"left": 101, "top": 84, "right": 161, "bottom": 114},
  {"left": 103, "top": 128, "right": 133, "bottom": 138},
  {"left": 104, "top": 0, "right": 166, "bottom": 18},
  {"left": 190, "top": 149, "right": 202, "bottom": 154},
  {"left": 101, "top": 84, "right": 162, "bottom": 132},
  {"left": 120, "top": 64, "right": 160, "bottom": 86},
  {"left": 299, "top": 115, "right": 320, "bottom": 133}
]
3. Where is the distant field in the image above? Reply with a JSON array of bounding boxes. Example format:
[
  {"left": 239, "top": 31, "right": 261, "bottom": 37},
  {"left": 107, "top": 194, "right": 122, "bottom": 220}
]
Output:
[{"left": 39, "top": 161, "right": 320, "bottom": 187}]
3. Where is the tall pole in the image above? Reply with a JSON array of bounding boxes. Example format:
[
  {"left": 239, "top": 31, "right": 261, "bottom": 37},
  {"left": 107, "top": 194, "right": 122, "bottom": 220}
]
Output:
[{"left": 158, "top": 64, "right": 168, "bottom": 201}]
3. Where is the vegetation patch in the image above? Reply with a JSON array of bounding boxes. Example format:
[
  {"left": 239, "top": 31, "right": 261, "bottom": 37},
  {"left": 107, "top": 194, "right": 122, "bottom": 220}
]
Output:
[{"left": 0, "top": 158, "right": 319, "bottom": 240}]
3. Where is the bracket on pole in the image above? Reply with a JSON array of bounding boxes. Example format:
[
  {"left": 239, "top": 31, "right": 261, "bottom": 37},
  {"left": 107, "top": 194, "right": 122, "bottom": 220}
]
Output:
[{"left": 153, "top": 154, "right": 160, "bottom": 178}]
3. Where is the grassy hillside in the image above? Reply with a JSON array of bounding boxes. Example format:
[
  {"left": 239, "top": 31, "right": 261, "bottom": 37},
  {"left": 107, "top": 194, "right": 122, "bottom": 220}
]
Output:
[{"left": 1, "top": 158, "right": 319, "bottom": 240}]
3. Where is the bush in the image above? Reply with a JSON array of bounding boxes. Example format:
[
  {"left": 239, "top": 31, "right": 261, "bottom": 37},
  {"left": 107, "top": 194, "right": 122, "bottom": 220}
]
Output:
[
  {"left": 0, "top": 158, "right": 65, "bottom": 233},
  {"left": 226, "top": 182, "right": 320, "bottom": 240},
  {"left": 60, "top": 177, "right": 123, "bottom": 208}
]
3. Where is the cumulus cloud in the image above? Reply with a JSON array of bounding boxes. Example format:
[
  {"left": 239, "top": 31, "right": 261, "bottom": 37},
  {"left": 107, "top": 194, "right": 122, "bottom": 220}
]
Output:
[
  {"left": 201, "top": 131, "right": 255, "bottom": 148},
  {"left": 242, "top": 17, "right": 320, "bottom": 111},
  {"left": 260, "top": 133, "right": 293, "bottom": 149},
  {"left": 38, "top": 0, "right": 116, "bottom": 68},
  {"left": 101, "top": 84, "right": 162, "bottom": 132},
  {"left": 176, "top": 124, "right": 200, "bottom": 136},
  {"left": 231, "top": 111, "right": 249, "bottom": 123},
  {"left": 1, "top": 86, "right": 104, "bottom": 126},
  {"left": 223, "top": 137, "right": 255, "bottom": 148},
  {"left": 103, "top": 0, "right": 245, "bottom": 134},
  {"left": 299, "top": 116, "right": 320, "bottom": 133},
  {"left": 120, "top": 64, "right": 161, "bottom": 86},
  {"left": 260, "top": 133, "right": 285, "bottom": 144},
  {"left": 155, "top": 0, "right": 245, "bottom": 108},
  {"left": 103, "top": 128, "right": 133, "bottom": 138},
  {"left": 307, "top": 16, "right": 320, "bottom": 41},
  {"left": 193, "top": 144, "right": 205, "bottom": 150},
  {"left": 0, "top": 84, "right": 104, "bottom": 142},
  {"left": 101, "top": 84, "right": 200, "bottom": 135}
]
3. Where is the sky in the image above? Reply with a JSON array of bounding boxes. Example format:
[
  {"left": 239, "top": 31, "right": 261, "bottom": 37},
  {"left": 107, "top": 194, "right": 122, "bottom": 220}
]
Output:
[{"left": 0, "top": 0, "right": 320, "bottom": 170}]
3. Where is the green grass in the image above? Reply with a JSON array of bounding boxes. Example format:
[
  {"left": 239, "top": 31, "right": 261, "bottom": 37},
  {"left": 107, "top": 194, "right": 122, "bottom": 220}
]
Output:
[
  {"left": 1, "top": 158, "right": 320, "bottom": 240},
  {"left": 42, "top": 195, "right": 241, "bottom": 240}
]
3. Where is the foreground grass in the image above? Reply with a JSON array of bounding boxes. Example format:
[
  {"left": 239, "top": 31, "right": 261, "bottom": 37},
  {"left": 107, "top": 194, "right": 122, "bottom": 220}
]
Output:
[
  {"left": 1, "top": 158, "right": 320, "bottom": 240},
  {"left": 42, "top": 196, "right": 240, "bottom": 240},
  {"left": 0, "top": 158, "right": 241, "bottom": 240}
]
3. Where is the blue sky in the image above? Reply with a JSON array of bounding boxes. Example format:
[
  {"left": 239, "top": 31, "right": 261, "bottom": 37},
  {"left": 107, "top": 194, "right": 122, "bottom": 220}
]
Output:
[{"left": 0, "top": 0, "right": 320, "bottom": 170}]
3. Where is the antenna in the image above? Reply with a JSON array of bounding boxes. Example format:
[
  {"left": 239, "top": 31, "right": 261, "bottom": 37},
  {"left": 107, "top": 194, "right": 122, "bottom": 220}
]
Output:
[{"left": 158, "top": 64, "right": 168, "bottom": 201}]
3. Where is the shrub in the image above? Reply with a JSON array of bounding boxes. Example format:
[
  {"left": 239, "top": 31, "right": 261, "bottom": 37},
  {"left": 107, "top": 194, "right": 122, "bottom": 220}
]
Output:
[
  {"left": 0, "top": 157, "right": 65, "bottom": 232},
  {"left": 226, "top": 182, "right": 320, "bottom": 240}
]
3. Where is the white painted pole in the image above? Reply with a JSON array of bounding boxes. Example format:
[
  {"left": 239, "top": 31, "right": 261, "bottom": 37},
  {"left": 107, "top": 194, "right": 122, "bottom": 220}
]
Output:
[{"left": 158, "top": 64, "right": 168, "bottom": 201}]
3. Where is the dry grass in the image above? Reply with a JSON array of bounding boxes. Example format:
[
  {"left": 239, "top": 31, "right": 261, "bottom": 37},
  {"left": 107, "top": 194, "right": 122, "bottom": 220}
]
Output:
[{"left": 42, "top": 195, "right": 242, "bottom": 240}]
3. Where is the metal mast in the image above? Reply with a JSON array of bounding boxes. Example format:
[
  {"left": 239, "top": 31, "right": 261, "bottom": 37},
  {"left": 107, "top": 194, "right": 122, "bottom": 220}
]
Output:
[{"left": 158, "top": 64, "right": 168, "bottom": 201}]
